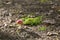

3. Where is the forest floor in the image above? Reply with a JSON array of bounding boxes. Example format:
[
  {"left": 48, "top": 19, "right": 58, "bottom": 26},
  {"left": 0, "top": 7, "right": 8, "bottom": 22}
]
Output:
[{"left": 0, "top": 0, "right": 60, "bottom": 40}]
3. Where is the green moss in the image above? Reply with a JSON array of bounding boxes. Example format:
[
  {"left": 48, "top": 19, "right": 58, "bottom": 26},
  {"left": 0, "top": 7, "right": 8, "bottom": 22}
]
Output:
[
  {"left": 39, "top": 0, "right": 49, "bottom": 3},
  {"left": 39, "top": 26, "right": 46, "bottom": 31},
  {"left": 21, "top": 16, "right": 43, "bottom": 25},
  {"left": 23, "top": 18, "right": 34, "bottom": 25}
]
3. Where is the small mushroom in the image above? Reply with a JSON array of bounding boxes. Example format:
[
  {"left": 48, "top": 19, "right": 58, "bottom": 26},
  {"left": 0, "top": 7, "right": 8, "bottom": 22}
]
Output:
[
  {"left": 16, "top": 19, "right": 23, "bottom": 25},
  {"left": 16, "top": 19, "right": 23, "bottom": 29}
]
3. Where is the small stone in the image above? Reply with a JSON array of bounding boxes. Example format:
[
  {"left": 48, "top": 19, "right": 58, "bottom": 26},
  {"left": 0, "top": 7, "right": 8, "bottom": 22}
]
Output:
[
  {"left": 43, "top": 19, "right": 56, "bottom": 24},
  {"left": 6, "top": 2, "right": 12, "bottom": 4},
  {"left": 58, "top": 10, "right": 60, "bottom": 11},
  {"left": 47, "top": 32, "right": 58, "bottom": 36},
  {"left": 4, "top": 23, "right": 8, "bottom": 27},
  {"left": 23, "top": 26, "right": 27, "bottom": 29},
  {"left": 4, "top": 1, "right": 12, "bottom": 4},
  {"left": 27, "top": 15, "right": 33, "bottom": 18},
  {"left": 49, "top": 10, "right": 53, "bottom": 13}
]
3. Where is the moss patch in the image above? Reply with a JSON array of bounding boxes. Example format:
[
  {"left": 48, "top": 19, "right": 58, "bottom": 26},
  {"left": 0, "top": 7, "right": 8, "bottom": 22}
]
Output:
[{"left": 21, "top": 16, "right": 43, "bottom": 25}]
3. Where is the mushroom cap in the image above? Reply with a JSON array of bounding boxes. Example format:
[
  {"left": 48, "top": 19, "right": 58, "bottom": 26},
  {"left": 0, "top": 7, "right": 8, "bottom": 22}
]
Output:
[{"left": 16, "top": 19, "right": 23, "bottom": 25}]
